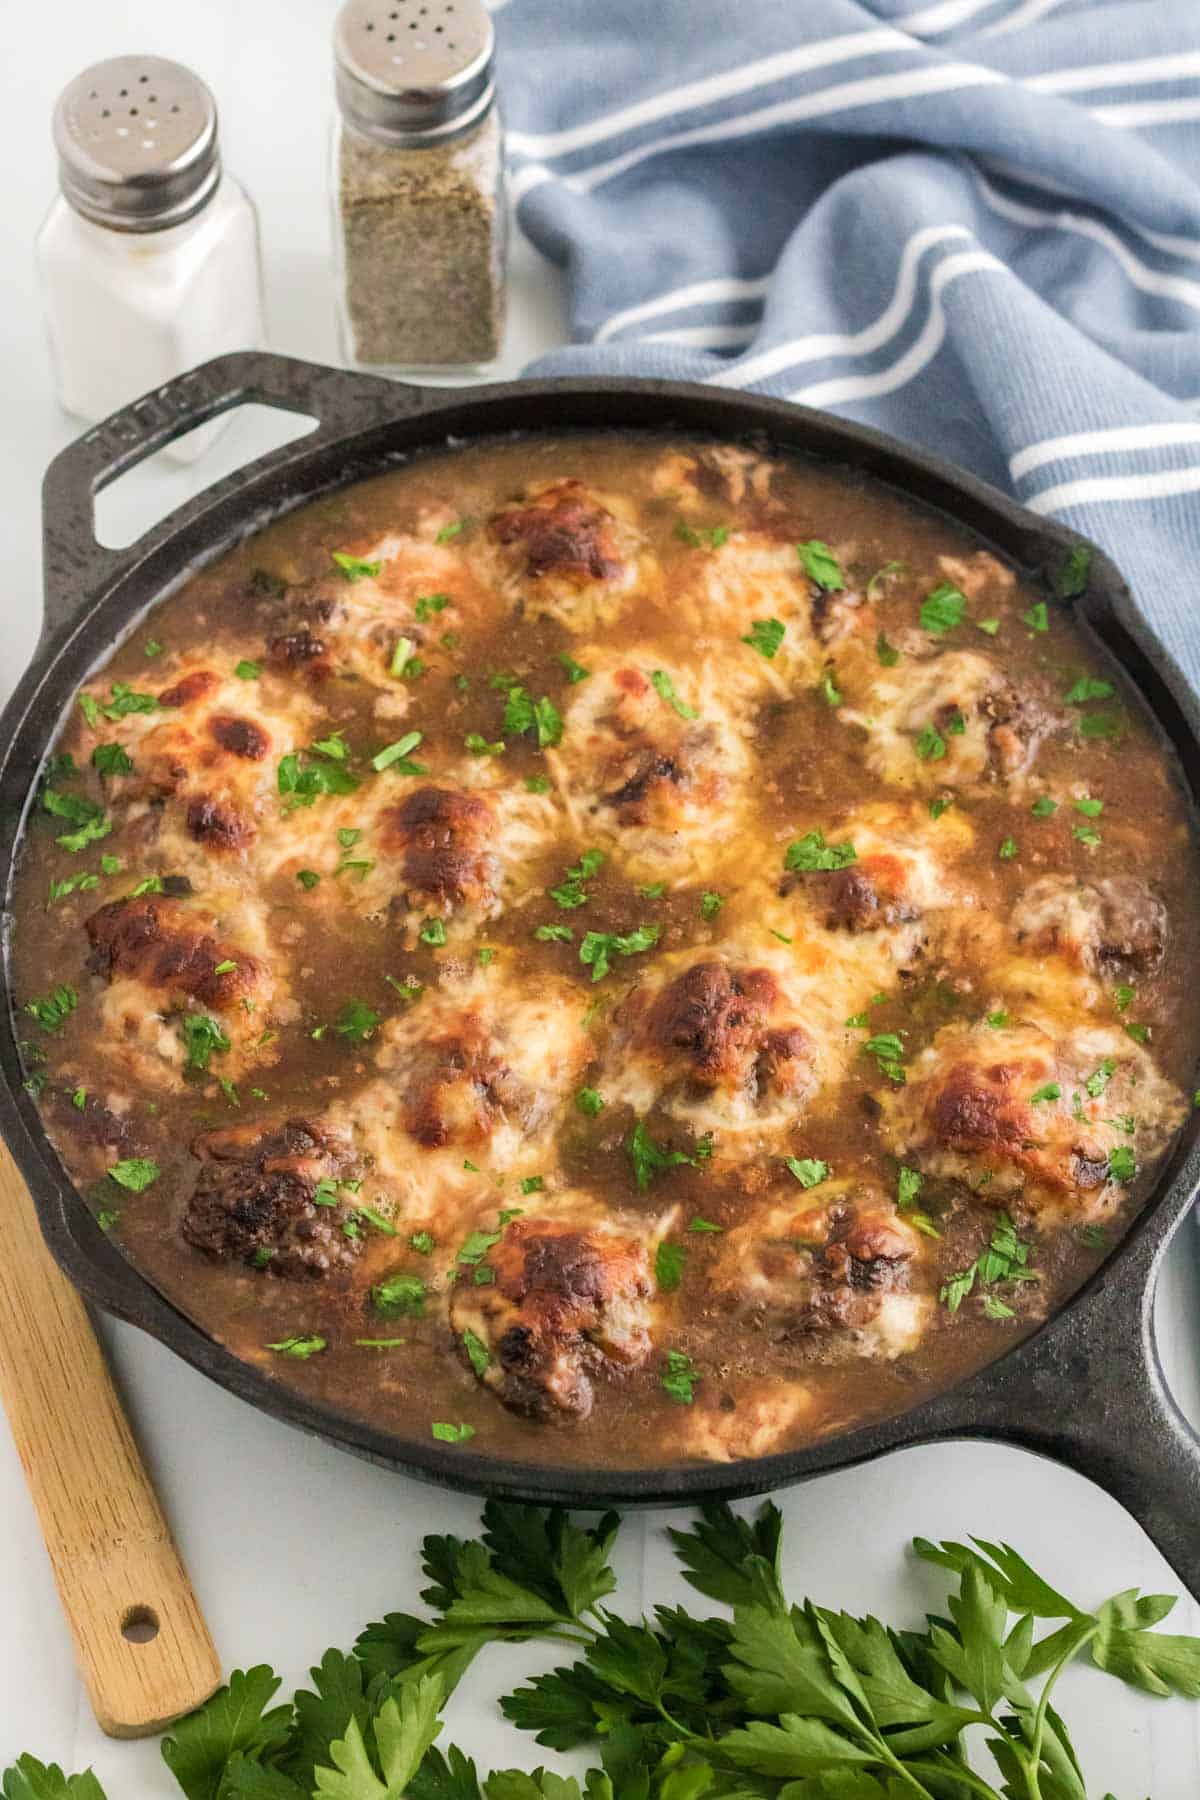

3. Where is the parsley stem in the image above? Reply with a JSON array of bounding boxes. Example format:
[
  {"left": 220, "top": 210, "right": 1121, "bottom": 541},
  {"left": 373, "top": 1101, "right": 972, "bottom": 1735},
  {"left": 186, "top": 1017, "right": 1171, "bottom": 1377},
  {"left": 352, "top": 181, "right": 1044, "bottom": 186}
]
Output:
[
  {"left": 903, "top": 1762, "right": 1001, "bottom": 1799},
  {"left": 1022, "top": 1623, "right": 1099, "bottom": 1800}
]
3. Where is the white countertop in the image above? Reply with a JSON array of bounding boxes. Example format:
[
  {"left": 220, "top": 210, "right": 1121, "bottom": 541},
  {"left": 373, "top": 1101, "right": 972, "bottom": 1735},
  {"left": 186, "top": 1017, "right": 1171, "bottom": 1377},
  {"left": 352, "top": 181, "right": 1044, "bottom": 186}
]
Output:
[{"left": 2, "top": 1, "right": 1200, "bottom": 1790}]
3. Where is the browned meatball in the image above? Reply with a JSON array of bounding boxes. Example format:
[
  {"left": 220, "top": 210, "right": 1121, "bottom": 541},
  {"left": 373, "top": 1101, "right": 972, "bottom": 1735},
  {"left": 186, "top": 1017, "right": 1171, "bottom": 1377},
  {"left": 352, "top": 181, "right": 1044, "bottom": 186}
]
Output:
[
  {"left": 382, "top": 785, "right": 497, "bottom": 911},
  {"left": 399, "top": 1015, "right": 537, "bottom": 1149},
  {"left": 85, "top": 896, "right": 259, "bottom": 1010},
  {"left": 640, "top": 961, "right": 811, "bottom": 1097},
  {"left": 450, "top": 1209, "right": 655, "bottom": 1418},
  {"left": 1011, "top": 874, "right": 1167, "bottom": 977},
  {"left": 183, "top": 1117, "right": 361, "bottom": 1277},
  {"left": 490, "top": 479, "right": 624, "bottom": 583}
]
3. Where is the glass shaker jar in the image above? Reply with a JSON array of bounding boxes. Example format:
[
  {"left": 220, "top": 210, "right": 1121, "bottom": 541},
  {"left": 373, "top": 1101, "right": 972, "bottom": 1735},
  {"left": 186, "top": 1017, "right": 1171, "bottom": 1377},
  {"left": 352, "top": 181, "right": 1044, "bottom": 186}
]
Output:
[
  {"left": 36, "top": 57, "right": 264, "bottom": 463},
  {"left": 331, "top": 0, "right": 507, "bottom": 372}
]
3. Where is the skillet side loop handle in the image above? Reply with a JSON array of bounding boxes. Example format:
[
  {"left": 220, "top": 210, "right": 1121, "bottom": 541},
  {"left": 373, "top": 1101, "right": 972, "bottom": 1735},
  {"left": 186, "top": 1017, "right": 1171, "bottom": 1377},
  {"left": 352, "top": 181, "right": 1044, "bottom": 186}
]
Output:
[
  {"left": 40, "top": 350, "right": 425, "bottom": 636},
  {"left": 958, "top": 1220, "right": 1200, "bottom": 1601}
]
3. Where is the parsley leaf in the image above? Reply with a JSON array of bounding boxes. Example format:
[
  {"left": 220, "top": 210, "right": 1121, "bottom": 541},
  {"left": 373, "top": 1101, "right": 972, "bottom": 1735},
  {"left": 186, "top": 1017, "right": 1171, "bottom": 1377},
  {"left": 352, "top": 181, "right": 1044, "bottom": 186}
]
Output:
[
  {"left": 331, "top": 551, "right": 382, "bottom": 581},
  {"left": 920, "top": 582, "right": 966, "bottom": 635},
  {"left": 785, "top": 831, "right": 856, "bottom": 872},
  {"left": 655, "top": 1241, "right": 685, "bottom": 1292},
  {"left": 107, "top": 1158, "right": 159, "bottom": 1192},
  {"left": 334, "top": 1000, "right": 381, "bottom": 1042},
  {"left": 741, "top": 618, "right": 785, "bottom": 660},
  {"left": 649, "top": 670, "right": 698, "bottom": 720},
  {"left": 1056, "top": 542, "right": 1092, "bottom": 599},
  {"left": 661, "top": 1350, "right": 700, "bottom": 1403},
  {"left": 579, "top": 924, "right": 660, "bottom": 982},
  {"left": 797, "top": 540, "right": 844, "bottom": 591},
  {"left": 785, "top": 1157, "right": 829, "bottom": 1189},
  {"left": 627, "top": 1120, "right": 697, "bottom": 1191}
]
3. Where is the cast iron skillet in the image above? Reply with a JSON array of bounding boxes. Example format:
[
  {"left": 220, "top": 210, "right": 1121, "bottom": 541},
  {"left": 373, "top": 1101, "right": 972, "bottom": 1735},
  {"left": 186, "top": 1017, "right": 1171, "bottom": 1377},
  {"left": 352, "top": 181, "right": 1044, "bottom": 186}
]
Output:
[{"left": 3, "top": 350, "right": 1199, "bottom": 1592}]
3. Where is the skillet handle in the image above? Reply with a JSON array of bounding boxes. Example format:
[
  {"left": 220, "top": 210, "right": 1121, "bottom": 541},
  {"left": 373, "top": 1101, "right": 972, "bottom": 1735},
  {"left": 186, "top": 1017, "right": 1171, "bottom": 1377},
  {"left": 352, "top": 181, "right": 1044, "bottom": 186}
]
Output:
[
  {"left": 40, "top": 350, "right": 429, "bottom": 637},
  {"left": 947, "top": 1211, "right": 1200, "bottom": 1599}
]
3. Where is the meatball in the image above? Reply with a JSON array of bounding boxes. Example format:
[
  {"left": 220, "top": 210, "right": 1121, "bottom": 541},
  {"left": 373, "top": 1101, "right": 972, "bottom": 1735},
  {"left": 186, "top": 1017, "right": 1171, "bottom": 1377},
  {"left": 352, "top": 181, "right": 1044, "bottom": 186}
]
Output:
[
  {"left": 709, "top": 1188, "right": 929, "bottom": 1358},
  {"left": 381, "top": 785, "right": 497, "bottom": 913},
  {"left": 858, "top": 650, "right": 1056, "bottom": 793},
  {"left": 641, "top": 960, "right": 811, "bottom": 1097},
  {"left": 183, "top": 1118, "right": 362, "bottom": 1277},
  {"left": 85, "top": 896, "right": 258, "bottom": 1010},
  {"left": 490, "top": 479, "right": 626, "bottom": 584},
  {"left": 1012, "top": 874, "right": 1167, "bottom": 978},
  {"left": 449, "top": 1203, "right": 658, "bottom": 1418},
  {"left": 881, "top": 1017, "right": 1187, "bottom": 1221}
]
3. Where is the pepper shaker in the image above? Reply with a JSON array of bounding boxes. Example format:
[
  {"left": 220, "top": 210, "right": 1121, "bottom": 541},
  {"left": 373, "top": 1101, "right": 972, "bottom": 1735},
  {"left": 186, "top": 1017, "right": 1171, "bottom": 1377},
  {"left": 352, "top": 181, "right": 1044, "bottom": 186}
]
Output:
[
  {"left": 36, "top": 57, "right": 264, "bottom": 463},
  {"left": 331, "top": 0, "right": 507, "bottom": 371}
]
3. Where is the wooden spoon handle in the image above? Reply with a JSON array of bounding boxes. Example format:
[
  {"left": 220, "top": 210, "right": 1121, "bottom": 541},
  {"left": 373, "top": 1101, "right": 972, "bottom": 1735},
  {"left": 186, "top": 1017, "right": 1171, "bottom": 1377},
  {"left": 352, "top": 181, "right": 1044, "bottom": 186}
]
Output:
[{"left": 0, "top": 1142, "right": 221, "bottom": 1736}]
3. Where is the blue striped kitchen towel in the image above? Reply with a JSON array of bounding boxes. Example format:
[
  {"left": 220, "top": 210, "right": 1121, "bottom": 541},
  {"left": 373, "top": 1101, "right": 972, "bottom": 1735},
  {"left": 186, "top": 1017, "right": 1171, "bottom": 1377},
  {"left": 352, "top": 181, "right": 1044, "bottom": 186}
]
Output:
[{"left": 494, "top": 0, "right": 1200, "bottom": 689}]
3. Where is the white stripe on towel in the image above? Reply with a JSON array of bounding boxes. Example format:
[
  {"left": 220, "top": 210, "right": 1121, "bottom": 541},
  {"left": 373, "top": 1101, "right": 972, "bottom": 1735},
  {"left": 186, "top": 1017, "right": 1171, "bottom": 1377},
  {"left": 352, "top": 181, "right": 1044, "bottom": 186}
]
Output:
[
  {"left": 1027, "top": 465, "right": 1200, "bottom": 513},
  {"left": 1011, "top": 423, "right": 1200, "bottom": 482}
]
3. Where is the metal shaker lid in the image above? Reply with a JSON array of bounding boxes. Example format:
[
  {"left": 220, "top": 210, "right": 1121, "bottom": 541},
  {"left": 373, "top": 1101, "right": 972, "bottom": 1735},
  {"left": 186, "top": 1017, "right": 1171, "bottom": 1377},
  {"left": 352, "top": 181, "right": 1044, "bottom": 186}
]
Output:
[
  {"left": 53, "top": 56, "right": 221, "bottom": 232},
  {"left": 334, "top": 0, "right": 496, "bottom": 148}
]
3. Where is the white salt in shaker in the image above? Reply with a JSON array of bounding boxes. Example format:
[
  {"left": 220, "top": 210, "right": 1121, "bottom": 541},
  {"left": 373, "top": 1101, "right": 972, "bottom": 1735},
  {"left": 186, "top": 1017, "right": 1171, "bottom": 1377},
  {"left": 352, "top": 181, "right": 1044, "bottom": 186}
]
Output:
[{"left": 36, "top": 57, "right": 264, "bottom": 464}]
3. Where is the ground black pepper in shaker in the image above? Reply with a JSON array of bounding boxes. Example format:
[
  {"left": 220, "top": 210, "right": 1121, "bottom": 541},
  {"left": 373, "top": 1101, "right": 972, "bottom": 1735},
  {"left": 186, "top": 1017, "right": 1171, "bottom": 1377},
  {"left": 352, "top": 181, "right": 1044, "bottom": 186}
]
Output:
[{"left": 332, "top": 0, "right": 506, "bottom": 370}]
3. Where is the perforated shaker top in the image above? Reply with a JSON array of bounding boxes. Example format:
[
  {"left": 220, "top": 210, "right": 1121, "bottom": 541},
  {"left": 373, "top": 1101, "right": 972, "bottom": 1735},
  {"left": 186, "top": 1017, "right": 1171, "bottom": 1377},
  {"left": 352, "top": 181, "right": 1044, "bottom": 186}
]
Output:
[
  {"left": 334, "top": 0, "right": 496, "bottom": 148},
  {"left": 52, "top": 57, "right": 221, "bottom": 232}
]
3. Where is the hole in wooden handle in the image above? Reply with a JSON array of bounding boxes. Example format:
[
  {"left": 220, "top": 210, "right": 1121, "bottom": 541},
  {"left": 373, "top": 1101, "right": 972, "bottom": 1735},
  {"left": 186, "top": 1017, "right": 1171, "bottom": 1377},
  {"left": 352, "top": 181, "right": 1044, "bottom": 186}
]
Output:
[{"left": 120, "top": 1604, "right": 161, "bottom": 1645}]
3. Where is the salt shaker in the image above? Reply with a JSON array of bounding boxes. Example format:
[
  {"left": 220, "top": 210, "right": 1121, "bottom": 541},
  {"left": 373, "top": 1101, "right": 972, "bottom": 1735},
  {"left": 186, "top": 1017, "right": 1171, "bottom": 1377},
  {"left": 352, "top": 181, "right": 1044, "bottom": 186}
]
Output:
[
  {"left": 331, "top": 0, "right": 507, "bottom": 371},
  {"left": 36, "top": 57, "right": 264, "bottom": 463}
]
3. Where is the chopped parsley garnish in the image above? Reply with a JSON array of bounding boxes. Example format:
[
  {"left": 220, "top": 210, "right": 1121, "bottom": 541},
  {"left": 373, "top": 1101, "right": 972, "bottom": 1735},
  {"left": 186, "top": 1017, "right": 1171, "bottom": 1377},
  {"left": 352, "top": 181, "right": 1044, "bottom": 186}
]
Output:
[
  {"left": 410, "top": 1231, "right": 434, "bottom": 1255},
  {"left": 235, "top": 659, "right": 261, "bottom": 680},
  {"left": 519, "top": 1176, "right": 544, "bottom": 1195},
  {"left": 277, "top": 748, "right": 359, "bottom": 809},
  {"left": 1022, "top": 601, "right": 1049, "bottom": 632},
  {"left": 371, "top": 731, "right": 426, "bottom": 774},
  {"left": 43, "top": 788, "right": 112, "bottom": 852},
  {"left": 650, "top": 669, "right": 698, "bottom": 720},
  {"left": 1079, "top": 711, "right": 1120, "bottom": 740},
  {"left": 785, "top": 830, "right": 856, "bottom": 872},
  {"left": 1065, "top": 675, "right": 1114, "bottom": 705},
  {"left": 1030, "top": 1082, "right": 1061, "bottom": 1104},
  {"left": 819, "top": 669, "right": 843, "bottom": 707},
  {"left": 1085, "top": 1058, "right": 1116, "bottom": 1098},
  {"left": 337, "top": 828, "right": 361, "bottom": 849},
  {"left": 1114, "top": 984, "right": 1136, "bottom": 1012},
  {"left": 867, "top": 560, "right": 907, "bottom": 597},
  {"left": 525, "top": 774, "right": 552, "bottom": 794},
  {"left": 414, "top": 592, "right": 450, "bottom": 621},
  {"left": 897, "top": 1167, "right": 923, "bottom": 1209},
  {"left": 929, "top": 795, "right": 953, "bottom": 820},
  {"left": 786, "top": 1156, "right": 829, "bottom": 1189},
  {"left": 1074, "top": 824, "right": 1102, "bottom": 847},
  {"left": 100, "top": 853, "right": 121, "bottom": 875},
  {"left": 1108, "top": 1145, "right": 1137, "bottom": 1184},
  {"left": 863, "top": 1032, "right": 907, "bottom": 1084},
  {"left": 639, "top": 881, "right": 666, "bottom": 898},
  {"left": 477, "top": 947, "right": 497, "bottom": 966},
  {"left": 419, "top": 918, "right": 447, "bottom": 947},
  {"left": 107, "top": 1158, "right": 160, "bottom": 1192},
  {"left": 689, "top": 1216, "right": 723, "bottom": 1233},
  {"left": 576, "top": 1088, "right": 605, "bottom": 1117},
  {"left": 465, "top": 732, "right": 505, "bottom": 756},
  {"left": 661, "top": 1349, "right": 700, "bottom": 1403},
  {"left": 556, "top": 651, "right": 590, "bottom": 683},
  {"left": 797, "top": 539, "right": 844, "bottom": 591},
  {"left": 25, "top": 984, "right": 77, "bottom": 1032},
  {"left": 334, "top": 999, "right": 382, "bottom": 1041},
  {"left": 1080, "top": 1224, "right": 1108, "bottom": 1249},
  {"left": 1074, "top": 795, "right": 1103, "bottom": 816},
  {"left": 998, "top": 837, "right": 1018, "bottom": 860},
  {"left": 181, "top": 1014, "right": 231, "bottom": 1072},
  {"left": 655, "top": 1241, "right": 685, "bottom": 1292},
  {"left": 976, "top": 617, "right": 1000, "bottom": 636},
  {"left": 915, "top": 723, "right": 946, "bottom": 762},
  {"left": 373, "top": 1274, "right": 427, "bottom": 1317},
  {"left": 1056, "top": 542, "right": 1092, "bottom": 599},
  {"left": 534, "top": 923, "right": 574, "bottom": 943},
  {"left": 47, "top": 873, "right": 99, "bottom": 906},
  {"left": 296, "top": 868, "right": 320, "bottom": 889},
  {"left": 130, "top": 876, "right": 164, "bottom": 898},
  {"left": 389, "top": 635, "right": 416, "bottom": 679},
  {"left": 1125, "top": 1021, "right": 1150, "bottom": 1045},
  {"left": 675, "top": 520, "right": 729, "bottom": 550},
  {"left": 580, "top": 923, "right": 660, "bottom": 982},
  {"left": 940, "top": 1211, "right": 1036, "bottom": 1312},
  {"left": 920, "top": 582, "right": 966, "bottom": 635},
  {"left": 435, "top": 516, "right": 473, "bottom": 544},
  {"left": 266, "top": 1336, "right": 326, "bottom": 1359},
  {"left": 92, "top": 743, "right": 133, "bottom": 777},
  {"left": 627, "top": 1119, "right": 699, "bottom": 1191},
  {"left": 700, "top": 890, "right": 724, "bottom": 920},
  {"left": 457, "top": 1229, "right": 501, "bottom": 1266},
  {"left": 331, "top": 551, "right": 382, "bottom": 581},
  {"left": 986, "top": 1010, "right": 1009, "bottom": 1028},
  {"left": 98, "top": 682, "right": 157, "bottom": 720},
  {"left": 875, "top": 632, "right": 901, "bottom": 667},
  {"left": 1031, "top": 795, "right": 1058, "bottom": 816},
  {"left": 461, "top": 1328, "right": 491, "bottom": 1376},
  {"left": 431, "top": 1421, "right": 475, "bottom": 1442},
  {"left": 548, "top": 847, "right": 604, "bottom": 909},
  {"left": 741, "top": 617, "right": 785, "bottom": 659},
  {"left": 71, "top": 1087, "right": 86, "bottom": 1111}
]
